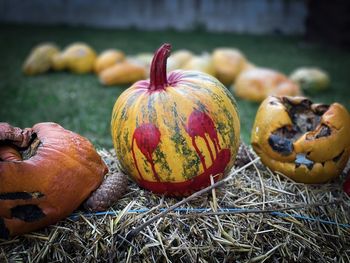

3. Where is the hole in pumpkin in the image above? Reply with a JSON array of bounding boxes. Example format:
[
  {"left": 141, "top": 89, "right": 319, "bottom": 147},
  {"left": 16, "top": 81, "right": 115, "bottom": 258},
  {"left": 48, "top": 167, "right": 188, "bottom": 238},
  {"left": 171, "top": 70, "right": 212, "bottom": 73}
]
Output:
[
  {"left": 295, "top": 153, "right": 314, "bottom": 170},
  {"left": 0, "top": 217, "right": 10, "bottom": 239},
  {"left": 0, "top": 134, "right": 41, "bottom": 162},
  {"left": 0, "top": 191, "right": 44, "bottom": 200},
  {"left": 269, "top": 98, "right": 330, "bottom": 155},
  {"left": 333, "top": 150, "right": 345, "bottom": 163},
  {"left": 11, "top": 204, "right": 45, "bottom": 222}
]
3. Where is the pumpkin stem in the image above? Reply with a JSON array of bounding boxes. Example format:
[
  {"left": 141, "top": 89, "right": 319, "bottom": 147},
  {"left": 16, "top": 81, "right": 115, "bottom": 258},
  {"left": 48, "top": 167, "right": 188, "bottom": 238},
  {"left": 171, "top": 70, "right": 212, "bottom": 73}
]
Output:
[{"left": 149, "top": 43, "right": 171, "bottom": 91}]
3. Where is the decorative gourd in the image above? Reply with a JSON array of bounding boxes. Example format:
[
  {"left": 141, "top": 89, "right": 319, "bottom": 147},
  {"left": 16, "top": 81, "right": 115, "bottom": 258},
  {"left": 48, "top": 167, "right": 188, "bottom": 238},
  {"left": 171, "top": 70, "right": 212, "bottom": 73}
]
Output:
[
  {"left": 99, "top": 60, "right": 147, "bottom": 86},
  {"left": 182, "top": 53, "right": 216, "bottom": 76},
  {"left": 212, "top": 47, "right": 247, "bottom": 86},
  {"left": 0, "top": 122, "right": 108, "bottom": 238},
  {"left": 290, "top": 67, "right": 330, "bottom": 93},
  {"left": 233, "top": 67, "right": 301, "bottom": 102},
  {"left": 51, "top": 42, "right": 97, "bottom": 73},
  {"left": 111, "top": 43, "right": 240, "bottom": 196},
  {"left": 94, "top": 49, "right": 125, "bottom": 73},
  {"left": 22, "top": 43, "right": 60, "bottom": 75},
  {"left": 167, "top": 49, "right": 193, "bottom": 72},
  {"left": 251, "top": 96, "right": 350, "bottom": 183}
]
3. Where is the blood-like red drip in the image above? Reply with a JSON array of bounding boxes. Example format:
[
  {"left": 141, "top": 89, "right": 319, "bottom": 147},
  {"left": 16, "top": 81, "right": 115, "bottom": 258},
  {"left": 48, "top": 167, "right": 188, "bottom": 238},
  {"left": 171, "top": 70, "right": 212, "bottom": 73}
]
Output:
[
  {"left": 131, "top": 123, "right": 161, "bottom": 182},
  {"left": 186, "top": 110, "right": 222, "bottom": 164}
]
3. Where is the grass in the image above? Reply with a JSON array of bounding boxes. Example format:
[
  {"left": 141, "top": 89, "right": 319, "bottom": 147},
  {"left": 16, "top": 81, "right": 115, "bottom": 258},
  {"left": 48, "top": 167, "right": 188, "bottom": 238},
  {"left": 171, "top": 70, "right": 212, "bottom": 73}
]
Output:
[{"left": 0, "top": 24, "right": 350, "bottom": 148}]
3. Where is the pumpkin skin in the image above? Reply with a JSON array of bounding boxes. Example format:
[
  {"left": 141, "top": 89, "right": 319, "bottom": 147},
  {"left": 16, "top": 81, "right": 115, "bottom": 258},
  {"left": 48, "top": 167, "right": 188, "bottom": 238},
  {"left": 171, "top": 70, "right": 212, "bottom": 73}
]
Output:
[
  {"left": 251, "top": 96, "right": 350, "bottom": 183},
  {"left": 22, "top": 43, "right": 60, "bottom": 75},
  {"left": 233, "top": 68, "right": 301, "bottom": 102},
  {"left": 0, "top": 122, "right": 108, "bottom": 238},
  {"left": 111, "top": 44, "right": 240, "bottom": 196}
]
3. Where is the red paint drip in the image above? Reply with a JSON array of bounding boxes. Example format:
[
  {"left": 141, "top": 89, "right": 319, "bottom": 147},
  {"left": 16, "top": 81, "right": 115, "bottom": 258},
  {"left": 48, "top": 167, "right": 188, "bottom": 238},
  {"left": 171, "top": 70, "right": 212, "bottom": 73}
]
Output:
[
  {"left": 131, "top": 123, "right": 161, "bottom": 182},
  {"left": 186, "top": 110, "right": 223, "bottom": 166}
]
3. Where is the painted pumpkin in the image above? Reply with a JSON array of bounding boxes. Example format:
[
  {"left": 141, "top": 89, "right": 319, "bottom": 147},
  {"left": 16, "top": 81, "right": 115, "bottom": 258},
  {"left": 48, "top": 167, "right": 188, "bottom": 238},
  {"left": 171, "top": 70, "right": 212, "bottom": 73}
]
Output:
[
  {"left": 212, "top": 47, "right": 247, "bottom": 86},
  {"left": 51, "top": 42, "right": 97, "bottom": 73},
  {"left": 111, "top": 43, "right": 240, "bottom": 196},
  {"left": 251, "top": 96, "right": 350, "bottom": 183},
  {"left": 290, "top": 67, "right": 330, "bottom": 93},
  {"left": 233, "top": 68, "right": 301, "bottom": 102},
  {"left": 22, "top": 43, "right": 60, "bottom": 75},
  {"left": 94, "top": 49, "right": 125, "bottom": 73},
  {"left": 0, "top": 122, "right": 108, "bottom": 238}
]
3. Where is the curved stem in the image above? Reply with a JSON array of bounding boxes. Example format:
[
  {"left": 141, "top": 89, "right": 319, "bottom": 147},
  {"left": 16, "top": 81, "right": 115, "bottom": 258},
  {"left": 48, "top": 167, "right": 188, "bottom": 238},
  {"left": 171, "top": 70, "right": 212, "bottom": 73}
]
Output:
[{"left": 149, "top": 43, "right": 171, "bottom": 91}]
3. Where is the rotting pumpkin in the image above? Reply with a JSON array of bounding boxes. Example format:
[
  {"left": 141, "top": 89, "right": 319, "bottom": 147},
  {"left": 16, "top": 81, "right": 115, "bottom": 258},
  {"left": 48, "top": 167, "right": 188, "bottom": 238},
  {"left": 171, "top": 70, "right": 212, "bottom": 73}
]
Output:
[
  {"left": 251, "top": 96, "right": 350, "bottom": 183},
  {"left": 0, "top": 122, "right": 108, "bottom": 238},
  {"left": 111, "top": 43, "right": 240, "bottom": 196}
]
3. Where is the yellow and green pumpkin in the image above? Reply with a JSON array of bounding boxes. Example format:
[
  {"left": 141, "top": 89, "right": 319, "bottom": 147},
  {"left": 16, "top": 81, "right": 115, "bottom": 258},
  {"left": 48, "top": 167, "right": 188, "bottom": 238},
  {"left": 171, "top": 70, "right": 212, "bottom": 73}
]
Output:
[{"left": 111, "top": 44, "right": 240, "bottom": 196}]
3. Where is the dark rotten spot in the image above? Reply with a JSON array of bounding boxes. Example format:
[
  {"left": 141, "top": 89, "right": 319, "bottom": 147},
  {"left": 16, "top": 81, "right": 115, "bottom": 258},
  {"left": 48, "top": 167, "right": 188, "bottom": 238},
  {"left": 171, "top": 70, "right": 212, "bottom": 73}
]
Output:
[
  {"left": 0, "top": 191, "right": 44, "bottom": 200},
  {"left": 0, "top": 217, "right": 10, "bottom": 239},
  {"left": 333, "top": 150, "right": 344, "bottom": 162},
  {"left": 268, "top": 134, "right": 294, "bottom": 156},
  {"left": 295, "top": 154, "right": 314, "bottom": 170},
  {"left": 11, "top": 204, "right": 45, "bottom": 222},
  {"left": 315, "top": 125, "right": 331, "bottom": 139}
]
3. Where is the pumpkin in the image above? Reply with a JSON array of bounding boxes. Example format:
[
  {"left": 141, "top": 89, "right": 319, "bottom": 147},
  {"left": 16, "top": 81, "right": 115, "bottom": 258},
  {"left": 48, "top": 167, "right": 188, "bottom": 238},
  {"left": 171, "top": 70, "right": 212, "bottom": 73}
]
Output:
[
  {"left": 182, "top": 53, "right": 216, "bottom": 76},
  {"left": 51, "top": 42, "right": 97, "bottom": 73},
  {"left": 22, "top": 43, "right": 60, "bottom": 75},
  {"left": 290, "top": 67, "right": 330, "bottom": 93},
  {"left": 233, "top": 68, "right": 301, "bottom": 102},
  {"left": 251, "top": 96, "right": 350, "bottom": 183},
  {"left": 99, "top": 60, "right": 147, "bottom": 86},
  {"left": 167, "top": 49, "right": 193, "bottom": 72},
  {"left": 111, "top": 43, "right": 240, "bottom": 196},
  {"left": 94, "top": 49, "right": 125, "bottom": 73},
  {"left": 0, "top": 122, "right": 108, "bottom": 238},
  {"left": 212, "top": 47, "right": 247, "bottom": 86}
]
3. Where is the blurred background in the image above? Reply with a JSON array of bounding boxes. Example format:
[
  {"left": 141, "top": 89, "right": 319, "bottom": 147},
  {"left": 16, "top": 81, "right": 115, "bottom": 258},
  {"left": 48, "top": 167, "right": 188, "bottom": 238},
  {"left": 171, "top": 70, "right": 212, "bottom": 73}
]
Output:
[{"left": 0, "top": 0, "right": 349, "bottom": 148}]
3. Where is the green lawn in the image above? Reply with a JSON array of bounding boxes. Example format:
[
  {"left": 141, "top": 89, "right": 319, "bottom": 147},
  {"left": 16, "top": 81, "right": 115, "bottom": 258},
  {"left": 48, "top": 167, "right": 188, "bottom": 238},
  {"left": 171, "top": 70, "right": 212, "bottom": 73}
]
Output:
[{"left": 1, "top": 24, "right": 349, "bottom": 149}]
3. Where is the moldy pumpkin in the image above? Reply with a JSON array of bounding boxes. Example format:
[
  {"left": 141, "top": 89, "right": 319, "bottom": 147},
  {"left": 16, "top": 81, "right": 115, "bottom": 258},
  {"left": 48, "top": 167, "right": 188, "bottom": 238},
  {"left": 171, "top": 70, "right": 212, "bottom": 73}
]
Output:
[
  {"left": 111, "top": 43, "right": 240, "bottom": 196},
  {"left": 0, "top": 122, "right": 108, "bottom": 238},
  {"left": 251, "top": 96, "right": 350, "bottom": 183}
]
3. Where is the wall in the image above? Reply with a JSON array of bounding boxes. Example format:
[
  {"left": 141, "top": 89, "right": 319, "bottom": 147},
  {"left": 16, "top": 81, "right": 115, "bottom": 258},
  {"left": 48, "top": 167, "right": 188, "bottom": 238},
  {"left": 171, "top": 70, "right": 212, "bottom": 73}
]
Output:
[{"left": 0, "top": 0, "right": 307, "bottom": 34}]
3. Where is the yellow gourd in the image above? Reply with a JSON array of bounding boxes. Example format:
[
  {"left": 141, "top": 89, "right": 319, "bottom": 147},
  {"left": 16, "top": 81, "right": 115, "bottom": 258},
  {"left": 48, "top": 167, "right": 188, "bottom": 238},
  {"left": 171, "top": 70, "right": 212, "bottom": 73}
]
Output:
[
  {"left": 99, "top": 61, "right": 147, "bottom": 86},
  {"left": 23, "top": 43, "right": 60, "bottom": 75},
  {"left": 182, "top": 53, "right": 216, "bottom": 76},
  {"left": 94, "top": 49, "right": 125, "bottom": 73},
  {"left": 212, "top": 47, "right": 247, "bottom": 85},
  {"left": 51, "top": 43, "right": 97, "bottom": 74}
]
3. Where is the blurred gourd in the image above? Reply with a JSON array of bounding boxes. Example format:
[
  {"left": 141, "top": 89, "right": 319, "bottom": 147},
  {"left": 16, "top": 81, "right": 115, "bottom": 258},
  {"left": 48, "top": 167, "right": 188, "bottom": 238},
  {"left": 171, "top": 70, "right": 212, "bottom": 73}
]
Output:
[
  {"left": 290, "top": 67, "right": 330, "bottom": 93},
  {"left": 51, "top": 43, "right": 97, "bottom": 74},
  {"left": 110, "top": 43, "right": 240, "bottom": 196},
  {"left": 182, "top": 53, "right": 216, "bottom": 76},
  {"left": 167, "top": 49, "right": 193, "bottom": 72},
  {"left": 94, "top": 49, "right": 125, "bottom": 73},
  {"left": 233, "top": 67, "right": 301, "bottom": 102},
  {"left": 22, "top": 43, "right": 60, "bottom": 75},
  {"left": 99, "top": 60, "right": 147, "bottom": 86},
  {"left": 212, "top": 47, "right": 247, "bottom": 85}
]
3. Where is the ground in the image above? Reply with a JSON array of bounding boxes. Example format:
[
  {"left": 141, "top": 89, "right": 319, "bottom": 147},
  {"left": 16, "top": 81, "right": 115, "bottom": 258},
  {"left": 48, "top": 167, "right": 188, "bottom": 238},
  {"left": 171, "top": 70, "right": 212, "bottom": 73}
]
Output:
[{"left": 0, "top": 24, "right": 350, "bottom": 148}]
